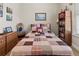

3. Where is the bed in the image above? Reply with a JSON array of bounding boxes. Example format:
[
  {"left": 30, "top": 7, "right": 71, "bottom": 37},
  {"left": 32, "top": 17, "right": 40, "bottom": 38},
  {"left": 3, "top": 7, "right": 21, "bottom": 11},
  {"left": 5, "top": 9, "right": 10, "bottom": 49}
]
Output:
[{"left": 10, "top": 24, "right": 73, "bottom": 56}]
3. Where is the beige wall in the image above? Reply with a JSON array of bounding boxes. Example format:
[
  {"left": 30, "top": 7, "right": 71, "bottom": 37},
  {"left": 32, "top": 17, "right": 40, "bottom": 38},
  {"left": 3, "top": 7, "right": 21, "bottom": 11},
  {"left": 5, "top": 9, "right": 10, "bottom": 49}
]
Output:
[
  {"left": 19, "top": 3, "right": 59, "bottom": 35},
  {"left": 0, "top": 3, "right": 22, "bottom": 32}
]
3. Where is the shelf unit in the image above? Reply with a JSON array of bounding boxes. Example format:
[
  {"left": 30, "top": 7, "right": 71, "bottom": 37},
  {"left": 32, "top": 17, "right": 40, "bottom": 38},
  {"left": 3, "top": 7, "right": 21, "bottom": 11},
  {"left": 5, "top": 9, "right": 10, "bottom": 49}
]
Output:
[{"left": 58, "top": 10, "right": 72, "bottom": 46}]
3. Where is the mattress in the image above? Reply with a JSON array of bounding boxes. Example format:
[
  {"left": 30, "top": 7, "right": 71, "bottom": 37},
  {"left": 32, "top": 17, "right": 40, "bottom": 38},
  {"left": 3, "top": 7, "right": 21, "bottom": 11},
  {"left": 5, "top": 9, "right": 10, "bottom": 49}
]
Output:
[{"left": 10, "top": 31, "right": 73, "bottom": 56}]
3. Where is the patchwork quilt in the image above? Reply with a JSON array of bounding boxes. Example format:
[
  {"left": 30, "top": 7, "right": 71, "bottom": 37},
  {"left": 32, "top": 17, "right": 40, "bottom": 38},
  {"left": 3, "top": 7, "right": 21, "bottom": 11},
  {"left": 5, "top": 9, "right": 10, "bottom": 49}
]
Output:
[{"left": 10, "top": 31, "right": 73, "bottom": 56}]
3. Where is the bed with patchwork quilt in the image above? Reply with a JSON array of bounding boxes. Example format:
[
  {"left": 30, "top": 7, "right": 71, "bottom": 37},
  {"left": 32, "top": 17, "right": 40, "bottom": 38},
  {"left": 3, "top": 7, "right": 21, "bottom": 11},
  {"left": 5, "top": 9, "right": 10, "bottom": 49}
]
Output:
[{"left": 10, "top": 31, "right": 73, "bottom": 56}]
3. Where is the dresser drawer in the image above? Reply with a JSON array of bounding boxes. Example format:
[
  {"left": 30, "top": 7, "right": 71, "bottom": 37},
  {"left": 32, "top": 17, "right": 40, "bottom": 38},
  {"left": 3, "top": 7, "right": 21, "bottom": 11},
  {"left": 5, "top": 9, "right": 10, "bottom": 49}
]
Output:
[
  {"left": 6, "top": 32, "right": 18, "bottom": 42},
  {"left": 6, "top": 32, "right": 18, "bottom": 53},
  {"left": 0, "top": 39, "right": 5, "bottom": 46},
  {"left": 0, "top": 35, "right": 6, "bottom": 56},
  {"left": 0, "top": 46, "right": 5, "bottom": 56}
]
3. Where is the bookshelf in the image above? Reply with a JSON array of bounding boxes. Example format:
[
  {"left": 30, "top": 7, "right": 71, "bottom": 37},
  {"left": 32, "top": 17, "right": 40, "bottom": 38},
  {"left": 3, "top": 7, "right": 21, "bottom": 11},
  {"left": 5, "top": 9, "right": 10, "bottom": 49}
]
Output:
[{"left": 58, "top": 10, "right": 72, "bottom": 46}]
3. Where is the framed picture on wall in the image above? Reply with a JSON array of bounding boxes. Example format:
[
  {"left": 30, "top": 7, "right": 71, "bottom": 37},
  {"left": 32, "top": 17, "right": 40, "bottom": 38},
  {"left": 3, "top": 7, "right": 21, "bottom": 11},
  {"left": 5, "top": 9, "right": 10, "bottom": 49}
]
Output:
[
  {"left": 4, "top": 27, "right": 12, "bottom": 33},
  {"left": 6, "top": 15, "right": 12, "bottom": 21},
  {"left": 6, "top": 7, "right": 12, "bottom": 21},
  {"left": 35, "top": 13, "right": 46, "bottom": 21},
  {"left": 6, "top": 7, "right": 12, "bottom": 14},
  {"left": 0, "top": 3, "right": 3, "bottom": 17}
]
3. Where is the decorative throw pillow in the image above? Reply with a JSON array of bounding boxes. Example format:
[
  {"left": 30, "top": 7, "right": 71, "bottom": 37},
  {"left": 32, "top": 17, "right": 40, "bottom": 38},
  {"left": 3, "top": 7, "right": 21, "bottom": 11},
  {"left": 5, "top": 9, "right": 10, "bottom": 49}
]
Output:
[
  {"left": 31, "top": 24, "right": 51, "bottom": 33},
  {"left": 37, "top": 27, "right": 43, "bottom": 33}
]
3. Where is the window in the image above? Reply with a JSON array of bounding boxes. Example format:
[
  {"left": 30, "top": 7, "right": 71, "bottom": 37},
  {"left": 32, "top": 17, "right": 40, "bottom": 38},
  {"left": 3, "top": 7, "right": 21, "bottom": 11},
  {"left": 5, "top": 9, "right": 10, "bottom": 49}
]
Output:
[
  {"left": 75, "top": 4, "right": 79, "bottom": 34},
  {"left": 76, "top": 15, "right": 79, "bottom": 34}
]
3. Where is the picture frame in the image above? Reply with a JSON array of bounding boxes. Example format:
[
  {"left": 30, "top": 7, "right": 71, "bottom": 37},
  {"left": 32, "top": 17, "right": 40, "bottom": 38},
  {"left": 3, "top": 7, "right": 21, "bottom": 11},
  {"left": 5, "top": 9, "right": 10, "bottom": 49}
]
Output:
[
  {"left": 6, "top": 15, "right": 12, "bottom": 21},
  {"left": 6, "top": 7, "right": 12, "bottom": 14},
  {"left": 0, "top": 3, "right": 3, "bottom": 17},
  {"left": 4, "top": 27, "right": 12, "bottom": 33},
  {"left": 35, "top": 13, "right": 46, "bottom": 21},
  {"left": 6, "top": 7, "right": 12, "bottom": 21}
]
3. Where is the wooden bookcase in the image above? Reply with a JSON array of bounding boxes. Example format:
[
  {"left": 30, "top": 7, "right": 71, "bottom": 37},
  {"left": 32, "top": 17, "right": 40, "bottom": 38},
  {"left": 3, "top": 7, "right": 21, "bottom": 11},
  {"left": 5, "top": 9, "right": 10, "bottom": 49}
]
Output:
[{"left": 58, "top": 10, "right": 72, "bottom": 46}]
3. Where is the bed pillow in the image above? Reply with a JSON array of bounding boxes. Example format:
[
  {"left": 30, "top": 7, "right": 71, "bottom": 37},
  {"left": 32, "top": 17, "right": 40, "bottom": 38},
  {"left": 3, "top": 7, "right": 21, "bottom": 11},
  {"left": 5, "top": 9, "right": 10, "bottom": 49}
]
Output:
[
  {"left": 40, "top": 24, "right": 51, "bottom": 32},
  {"left": 43, "top": 26, "right": 48, "bottom": 32},
  {"left": 32, "top": 26, "right": 37, "bottom": 32},
  {"left": 37, "top": 27, "right": 43, "bottom": 33},
  {"left": 31, "top": 24, "right": 37, "bottom": 32},
  {"left": 36, "top": 24, "right": 40, "bottom": 28},
  {"left": 31, "top": 24, "right": 51, "bottom": 32}
]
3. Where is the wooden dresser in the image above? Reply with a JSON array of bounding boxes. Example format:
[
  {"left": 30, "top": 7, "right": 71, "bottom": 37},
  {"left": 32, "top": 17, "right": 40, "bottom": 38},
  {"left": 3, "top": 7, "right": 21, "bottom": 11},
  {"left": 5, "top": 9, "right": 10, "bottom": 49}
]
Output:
[
  {"left": 6, "top": 32, "right": 18, "bottom": 54},
  {"left": 0, "top": 35, "right": 6, "bottom": 56},
  {"left": 0, "top": 32, "right": 18, "bottom": 56}
]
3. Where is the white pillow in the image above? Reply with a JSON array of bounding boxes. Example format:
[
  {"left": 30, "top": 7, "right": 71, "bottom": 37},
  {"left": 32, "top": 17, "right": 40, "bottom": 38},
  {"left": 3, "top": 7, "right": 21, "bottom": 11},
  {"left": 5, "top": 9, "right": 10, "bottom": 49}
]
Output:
[
  {"left": 32, "top": 26, "right": 37, "bottom": 31},
  {"left": 37, "top": 24, "right": 40, "bottom": 28}
]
